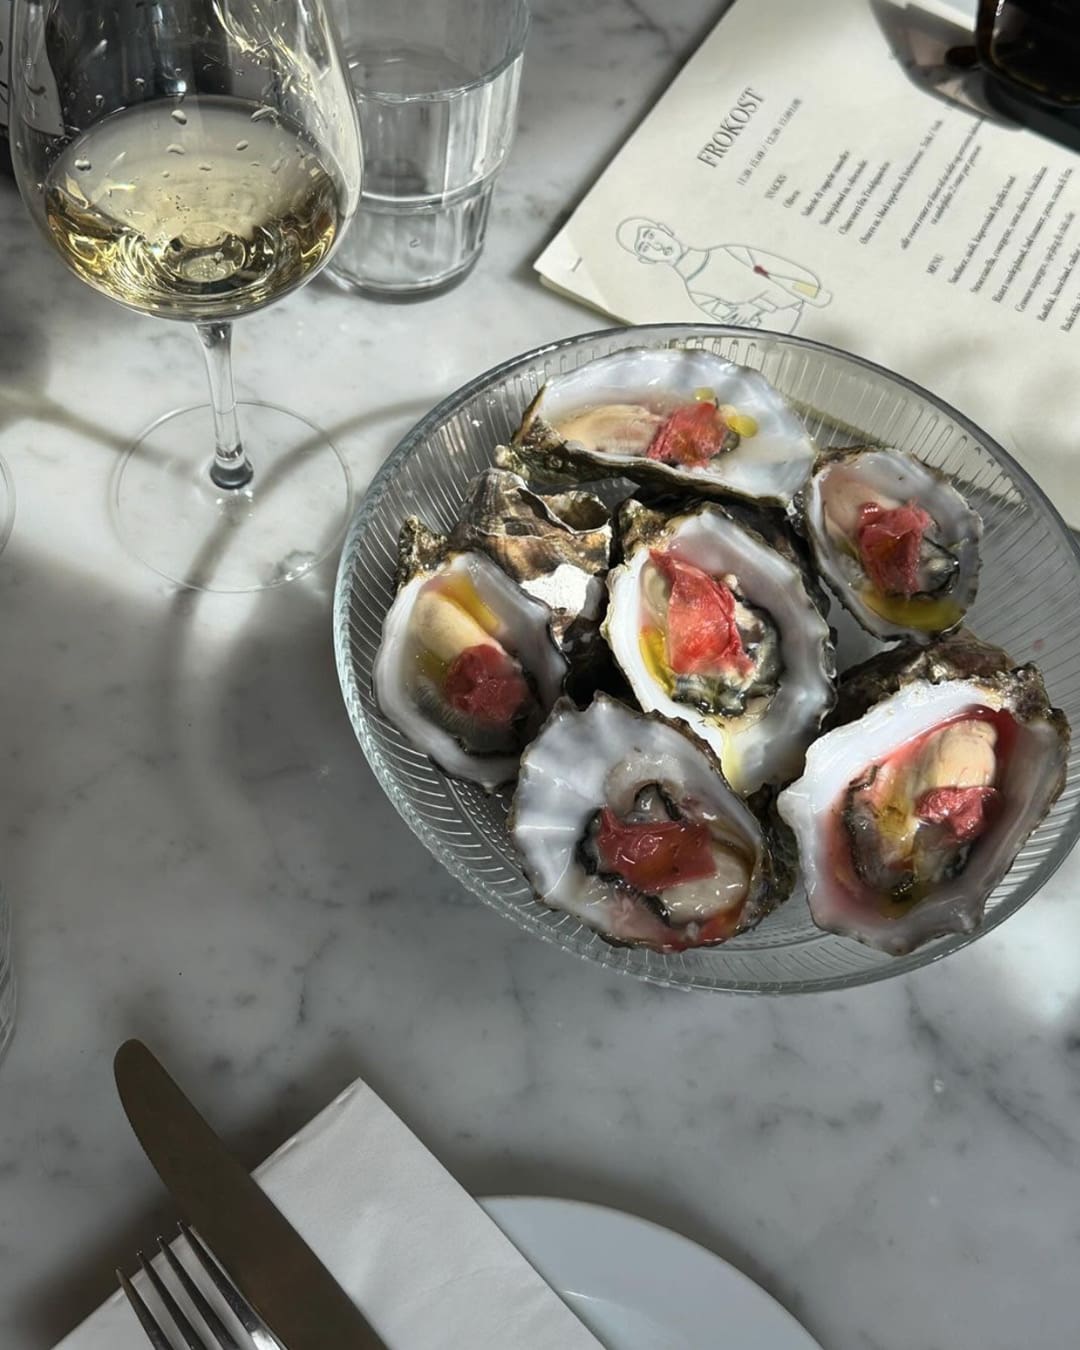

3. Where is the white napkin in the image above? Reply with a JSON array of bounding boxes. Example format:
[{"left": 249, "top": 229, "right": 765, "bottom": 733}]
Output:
[{"left": 55, "top": 1077, "right": 604, "bottom": 1349}]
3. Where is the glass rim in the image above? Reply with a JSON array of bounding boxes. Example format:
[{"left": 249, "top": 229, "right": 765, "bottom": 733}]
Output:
[
  {"left": 334, "top": 321, "right": 1080, "bottom": 995},
  {"left": 349, "top": 0, "right": 530, "bottom": 100}
]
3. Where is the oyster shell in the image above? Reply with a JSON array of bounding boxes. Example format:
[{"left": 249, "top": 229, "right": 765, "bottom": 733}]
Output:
[
  {"left": 501, "top": 347, "right": 816, "bottom": 507},
  {"left": 447, "top": 468, "right": 612, "bottom": 673},
  {"left": 510, "top": 695, "right": 796, "bottom": 951},
  {"left": 778, "top": 631, "right": 1069, "bottom": 954},
  {"left": 798, "top": 446, "right": 981, "bottom": 642},
  {"left": 603, "top": 500, "right": 836, "bottom": 794},
  {"left": 374, "top": 520, "right": 568, "bottom": 789}
]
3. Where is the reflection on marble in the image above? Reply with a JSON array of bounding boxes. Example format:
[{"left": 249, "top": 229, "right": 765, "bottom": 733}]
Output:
[{"left": 1, "top": 2, "right": 1079, "bottom": 1348}]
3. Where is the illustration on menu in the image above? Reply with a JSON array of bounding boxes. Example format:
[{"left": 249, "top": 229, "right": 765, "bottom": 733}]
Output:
[{"left": 616, "top": 216, "right": 830, "bottom": 331}]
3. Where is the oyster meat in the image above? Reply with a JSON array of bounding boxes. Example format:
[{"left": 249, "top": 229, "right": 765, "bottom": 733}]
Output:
[
  {"left": 502, "top": 347, "right": 816, "bottom": 507},
  {"left": 448, "top": 467, "right": 612, "bottom": 673},
  {"left": 374, "top": 520, "right": 568, "bottom": 789},
  {"left": 798, "top": 446, "right": 981, "bottom": 642},
  {"left": 510, "top": 695, "right": 795, "bottom": 951},
  {"left": 604, "top": 501, "right": 836, "bottom": 794},
  {"left": 778, "top": 632, "right": 1069, "bottom": 954}
]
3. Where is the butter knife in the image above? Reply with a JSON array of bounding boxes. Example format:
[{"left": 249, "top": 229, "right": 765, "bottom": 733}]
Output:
[{"left": 114, "top": 1038, "right": 387, "bottom": 1350}]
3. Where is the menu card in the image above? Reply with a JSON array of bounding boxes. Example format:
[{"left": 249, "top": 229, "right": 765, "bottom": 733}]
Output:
[{"left": 537, "top": 0, "right": 1080, "bottom": 525}]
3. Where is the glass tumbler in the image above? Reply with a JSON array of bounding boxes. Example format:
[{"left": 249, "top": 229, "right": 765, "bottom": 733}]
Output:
[
  {"left": 0, "top": 885, "right": 15, "bottom": 1064},
  {"left": 327, "top": 0, "right": 528, "bottom": 297}
]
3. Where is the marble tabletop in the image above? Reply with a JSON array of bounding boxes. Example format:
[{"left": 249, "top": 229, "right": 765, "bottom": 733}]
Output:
[{"left": 3, "top": 1, "right": 1080, "bottom": 1347}]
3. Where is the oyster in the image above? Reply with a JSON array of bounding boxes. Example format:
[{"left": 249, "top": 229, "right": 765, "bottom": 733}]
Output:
[
  {"left": 373, "top": 520, "right": 568, "bottom": 789},
  {"left": 798, "top": 446, "right": 981, "bottom": 642},
  {"left": 603, "top": 501, "right": 836, "bottom": 794},
  {"left": 510, "top": 695, "right": 795, "bottom": 951},
  {"left": 447, "top": 468, "right": 612, "bottom": 673},
  {"left": 501, "top": 347, "right": 816, "bottom": 507},
  {"left": 778, "top": 631, "right": 1069, "bottom": 954}
]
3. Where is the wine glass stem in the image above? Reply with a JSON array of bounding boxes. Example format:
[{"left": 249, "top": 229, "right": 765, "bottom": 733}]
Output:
[{"left": 197, "top": 321, "right": 255, "bottom": 490}]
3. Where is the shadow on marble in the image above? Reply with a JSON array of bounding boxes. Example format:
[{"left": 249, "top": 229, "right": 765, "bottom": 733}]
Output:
[
  {"left": 0, "top": 382, "right": 431, "bottom": 591},
  {"left": 0, "top": 534, "right": 451, "bottom": 1342},
  {"left": 146, "top": 550, "right": 380, "bottom": 880},
  {"left": 109, "top": 394, "right": 431, "bottom": 591},
  {"left": 0, "top": 244, "right": 50, "bottom": 435}
]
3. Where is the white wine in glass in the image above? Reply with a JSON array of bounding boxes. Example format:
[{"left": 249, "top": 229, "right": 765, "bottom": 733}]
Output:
[
  {"left": 10, "top": 0, "right": 362, "bottom": 590},
  {"left": 45, "top": 99, "right": 344, "bottom": 319}
]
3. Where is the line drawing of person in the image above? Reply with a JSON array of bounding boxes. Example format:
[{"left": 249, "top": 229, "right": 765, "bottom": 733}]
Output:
[{"left": 616, "top": 217, "right": 831, "bottom": 333}]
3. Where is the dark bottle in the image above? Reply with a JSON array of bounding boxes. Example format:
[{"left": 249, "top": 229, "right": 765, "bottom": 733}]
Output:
[
  {"left": 2, "top": 0, "right": 12, "bottom": 177},
  {"left": 977, "top": 0, "right": 1080, "bottom": 107}
]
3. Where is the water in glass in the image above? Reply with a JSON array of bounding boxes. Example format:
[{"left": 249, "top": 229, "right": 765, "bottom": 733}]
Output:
[{"left": 328, "top": 0, "right": 527, "bottom": 296}]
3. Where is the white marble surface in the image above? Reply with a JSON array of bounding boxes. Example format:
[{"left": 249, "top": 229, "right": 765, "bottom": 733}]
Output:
[{"left": 2, "top": 1, "right": 1080, "bottom": 1347}]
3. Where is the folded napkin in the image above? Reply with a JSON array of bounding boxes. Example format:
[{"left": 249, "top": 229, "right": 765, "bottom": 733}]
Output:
[{"left": 56, "top": 1078, "right": 604, "bottom": 1349}]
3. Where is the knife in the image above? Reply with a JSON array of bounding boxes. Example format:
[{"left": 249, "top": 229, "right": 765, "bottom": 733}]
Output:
[{"left": 114, "top": 1038, "right": 387, "bottom": 1349}]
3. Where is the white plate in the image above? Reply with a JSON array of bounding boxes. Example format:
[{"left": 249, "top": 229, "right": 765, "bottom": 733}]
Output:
[{"left": 481, "top": 1197, "right": 822, "bottom": 1350}]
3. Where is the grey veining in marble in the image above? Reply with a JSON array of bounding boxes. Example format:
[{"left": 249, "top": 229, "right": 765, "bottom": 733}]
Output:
[{"left": 2, "top": 2, "right": 1080, "bottom": 1348}]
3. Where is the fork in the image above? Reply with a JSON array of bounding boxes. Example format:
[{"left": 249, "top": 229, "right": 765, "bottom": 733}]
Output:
[{"left": 118, "top": 1221, "right": 281, "bottom": 1350}]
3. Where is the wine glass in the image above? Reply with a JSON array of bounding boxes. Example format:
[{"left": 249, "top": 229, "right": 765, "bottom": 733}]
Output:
[{"left": 8, "top": 0, "right": 362, "bottom": 591}]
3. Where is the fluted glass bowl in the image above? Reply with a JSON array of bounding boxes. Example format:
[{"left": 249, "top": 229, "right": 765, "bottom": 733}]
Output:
[{"left": 333, "top": 325, "right": 1080, "bottom": 993}]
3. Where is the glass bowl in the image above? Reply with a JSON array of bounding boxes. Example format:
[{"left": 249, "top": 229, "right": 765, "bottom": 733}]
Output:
[{"left": 333, "top": 324, "right": 1080, "bottom": 993}]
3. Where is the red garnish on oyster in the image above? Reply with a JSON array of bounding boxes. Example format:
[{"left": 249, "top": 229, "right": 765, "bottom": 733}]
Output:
[
  {"left": 837, "top": 710, "right": 1004, "bottom": 906},
  {"left": 645, "top": 402, "right": 730, "bottom": 467},
  {"left": 605, "top": 502, "right": 835, "bottom": 794},
  {"left": 510, "top": 696, "right": 795, "bottom": 952},
  {"left": 649, "top": 550, "right": 752, "bottom": 678},
  {"left": 856, "top": 501, "right": 933, "bottom": 598},
  {"left": 444, "top": 644, "right": 529, "bottom": 728},
  {"left": 374, "top": 536, "right": 567, "bottom": 791},
  {"left": 595, "top": 806, "right": 716, "bottom": 892},
  {"left": 915, "top": 785, "right": 1000, "bottom": 843},
  {"left": 803, "top": 448, "right": 982, "bottom": 642}
]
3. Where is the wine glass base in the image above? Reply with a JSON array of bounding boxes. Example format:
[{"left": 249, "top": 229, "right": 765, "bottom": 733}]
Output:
[{"left": 115, "top": 402, "right": 351, "bottom": 593}]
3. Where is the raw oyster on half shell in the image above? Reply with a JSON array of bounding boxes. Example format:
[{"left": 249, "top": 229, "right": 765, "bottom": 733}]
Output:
[
  {"left": 374, "top": 520, "right": 568, "bottom": 789},
  {"left": 778, "top": 631, "right": 1069, "bottom": 954},
  {"left": 603, "top": 500, "right": 836, "bottom": 794},
  {"left": 510, "top": 695, "right": 796, "bottom": 951},
  {"left": 798, "top": 446, "right": 981, "bottom": 642},
  {"left": 501, "top": 347, "right": 816, "bottom": 507}
]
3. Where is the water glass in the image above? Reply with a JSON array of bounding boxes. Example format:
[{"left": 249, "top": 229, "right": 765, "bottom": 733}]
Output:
[
  {"left": 327, "top": 0, "right": 529, "bottom": 297},
  {"left": 0, "top": 885, "right": 15, "bottom": 1065}
]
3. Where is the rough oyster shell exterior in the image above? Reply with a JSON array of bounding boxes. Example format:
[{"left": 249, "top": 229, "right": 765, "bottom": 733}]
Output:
[{"left": 448, "top": 468, "right": 613, "bottom": 680}]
